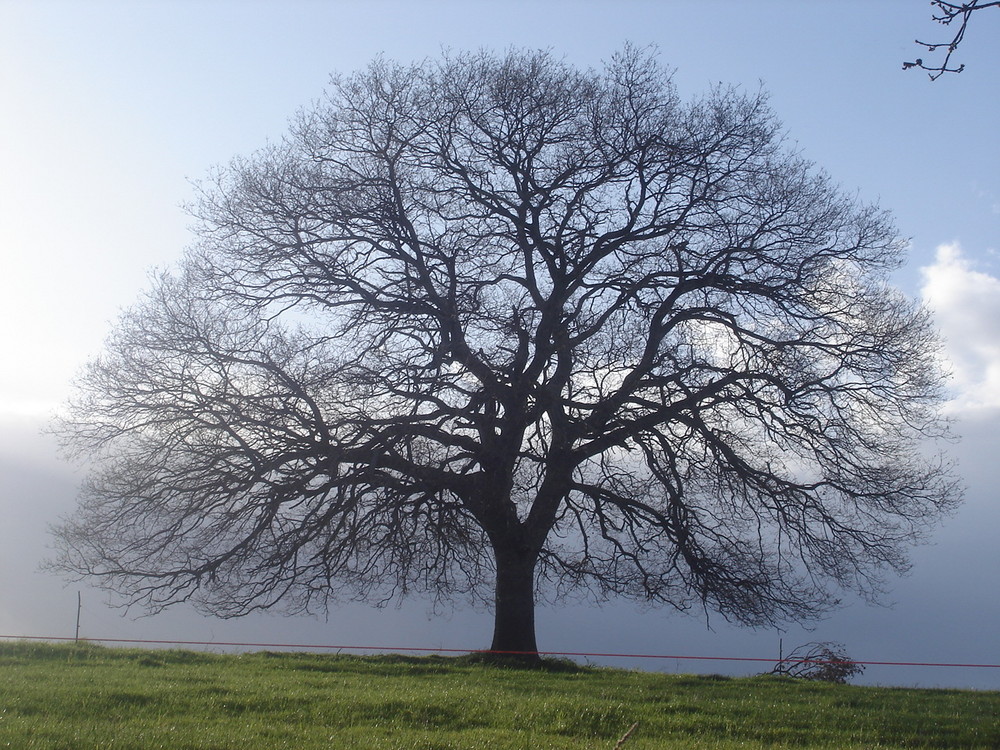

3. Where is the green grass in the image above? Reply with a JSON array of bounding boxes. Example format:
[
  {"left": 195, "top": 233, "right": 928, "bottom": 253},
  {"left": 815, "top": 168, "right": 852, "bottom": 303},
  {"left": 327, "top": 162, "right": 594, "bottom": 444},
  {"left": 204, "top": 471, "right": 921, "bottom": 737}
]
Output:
[{"left": 0, "top": 641, "right": 997, "bottom": 749}]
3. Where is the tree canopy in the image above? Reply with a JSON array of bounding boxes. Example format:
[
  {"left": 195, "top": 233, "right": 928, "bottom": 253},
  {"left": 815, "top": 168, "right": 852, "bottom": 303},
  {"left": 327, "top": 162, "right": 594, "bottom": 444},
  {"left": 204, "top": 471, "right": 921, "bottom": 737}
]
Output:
[{"left": 52, "top": 48, "right": 960, "bottom": 655}]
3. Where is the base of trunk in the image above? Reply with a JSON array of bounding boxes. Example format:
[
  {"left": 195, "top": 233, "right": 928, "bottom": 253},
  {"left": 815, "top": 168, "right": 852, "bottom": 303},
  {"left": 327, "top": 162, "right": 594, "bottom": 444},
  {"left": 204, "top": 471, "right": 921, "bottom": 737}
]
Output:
[{"left": 489, "top": 552, "right": 540, "bottom": 661}]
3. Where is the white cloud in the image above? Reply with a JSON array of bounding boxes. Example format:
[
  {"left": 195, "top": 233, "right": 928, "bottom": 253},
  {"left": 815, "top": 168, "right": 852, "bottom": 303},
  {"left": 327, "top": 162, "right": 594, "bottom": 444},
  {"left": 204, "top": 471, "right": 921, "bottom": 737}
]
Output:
[{"left": 920, "top": 243, "right": 1000, "bottom": 414}]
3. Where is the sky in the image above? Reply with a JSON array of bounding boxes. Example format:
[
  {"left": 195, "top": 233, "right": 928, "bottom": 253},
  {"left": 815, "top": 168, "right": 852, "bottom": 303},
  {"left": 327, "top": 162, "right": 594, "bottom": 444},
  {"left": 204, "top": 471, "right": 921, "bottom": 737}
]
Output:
[{"left": 1, "top": 0, "right": 998, "bottom": 689}]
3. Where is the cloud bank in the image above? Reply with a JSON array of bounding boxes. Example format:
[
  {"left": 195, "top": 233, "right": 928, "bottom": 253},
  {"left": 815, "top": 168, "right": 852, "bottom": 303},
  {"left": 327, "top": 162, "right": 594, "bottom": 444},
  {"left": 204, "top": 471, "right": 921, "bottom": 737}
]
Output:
[{"left": 920, "top": 243, "right": 1000, "bottom": 415}]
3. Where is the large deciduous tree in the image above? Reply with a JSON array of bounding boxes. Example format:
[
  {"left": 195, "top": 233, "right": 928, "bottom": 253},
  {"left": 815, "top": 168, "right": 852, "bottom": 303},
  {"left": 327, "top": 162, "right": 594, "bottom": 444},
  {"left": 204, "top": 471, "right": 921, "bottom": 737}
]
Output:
[{"left": 53, "top": 48, "right": 959, "bottom": 657}]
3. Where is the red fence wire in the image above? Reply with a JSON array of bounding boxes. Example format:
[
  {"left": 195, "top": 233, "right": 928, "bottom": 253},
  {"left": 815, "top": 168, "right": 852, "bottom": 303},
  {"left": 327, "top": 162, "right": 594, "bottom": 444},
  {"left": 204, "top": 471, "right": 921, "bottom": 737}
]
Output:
[{"left": 2, "top": 633, "right": 998, "bottom": 670}]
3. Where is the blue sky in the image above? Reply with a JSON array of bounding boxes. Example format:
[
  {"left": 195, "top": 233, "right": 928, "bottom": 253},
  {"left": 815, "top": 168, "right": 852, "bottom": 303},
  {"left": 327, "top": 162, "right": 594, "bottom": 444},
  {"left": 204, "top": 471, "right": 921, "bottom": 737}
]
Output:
[{"left": 1, "top": 0, "right": 998, "bottom": 688}]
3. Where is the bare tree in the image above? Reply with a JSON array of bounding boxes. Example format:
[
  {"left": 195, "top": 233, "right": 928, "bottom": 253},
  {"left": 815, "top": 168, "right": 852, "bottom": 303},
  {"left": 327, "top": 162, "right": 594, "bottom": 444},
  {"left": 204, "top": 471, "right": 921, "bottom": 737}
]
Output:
[
  {"left": 52, "top": 48, "right": 960, "bottom": 658},
  {"left": 904, "top": 0, "right": 1000, "bottom": 79}
]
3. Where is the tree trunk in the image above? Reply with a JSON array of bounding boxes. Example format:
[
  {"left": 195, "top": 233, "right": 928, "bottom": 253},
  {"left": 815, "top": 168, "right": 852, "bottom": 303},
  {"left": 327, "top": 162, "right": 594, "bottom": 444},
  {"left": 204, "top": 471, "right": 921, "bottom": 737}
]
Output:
[{"left": 489, "top": 548, "right": 540, "bottom": 661}]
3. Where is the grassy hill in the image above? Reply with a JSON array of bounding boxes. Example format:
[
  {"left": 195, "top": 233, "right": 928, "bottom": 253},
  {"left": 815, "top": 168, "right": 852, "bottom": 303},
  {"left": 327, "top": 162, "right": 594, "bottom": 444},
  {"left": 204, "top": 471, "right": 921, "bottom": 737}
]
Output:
[{"left": 1, "top": 641, "right": 997, "bottom": 749}]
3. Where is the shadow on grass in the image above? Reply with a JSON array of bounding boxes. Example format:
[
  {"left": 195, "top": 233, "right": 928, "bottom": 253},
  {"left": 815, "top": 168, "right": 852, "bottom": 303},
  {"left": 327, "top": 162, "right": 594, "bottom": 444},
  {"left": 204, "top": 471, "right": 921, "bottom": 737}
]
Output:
[
  {"left": 254, "top": 649, "right": 592, "bottom": 676},
  {"left": 454, "top": 652, "right": 590, "bottom": 673}
]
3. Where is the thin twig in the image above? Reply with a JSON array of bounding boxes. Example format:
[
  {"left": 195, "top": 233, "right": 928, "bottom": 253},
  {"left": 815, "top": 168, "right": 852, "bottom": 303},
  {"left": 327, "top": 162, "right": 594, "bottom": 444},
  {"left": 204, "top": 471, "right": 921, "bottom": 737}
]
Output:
[{"left": 614, "top": 721, "right": 639, "bottom": 749}]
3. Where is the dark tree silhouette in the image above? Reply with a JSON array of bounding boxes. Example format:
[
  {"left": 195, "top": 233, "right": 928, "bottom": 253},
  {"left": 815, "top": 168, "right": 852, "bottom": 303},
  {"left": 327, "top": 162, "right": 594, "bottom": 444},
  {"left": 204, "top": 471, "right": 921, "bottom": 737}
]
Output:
[
  {"left": 904, "top": 0, "right": 1000, "bottom": 79},
  {"left": 52, "top": 48, "right": 960, "bottom": 657}
]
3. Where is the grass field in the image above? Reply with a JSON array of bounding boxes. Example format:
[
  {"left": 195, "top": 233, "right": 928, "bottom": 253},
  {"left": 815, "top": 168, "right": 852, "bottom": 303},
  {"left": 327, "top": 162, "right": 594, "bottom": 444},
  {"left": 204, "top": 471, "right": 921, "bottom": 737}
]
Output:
[{"left": 0, "top": 641, "right": 997, "bottom": 749}]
